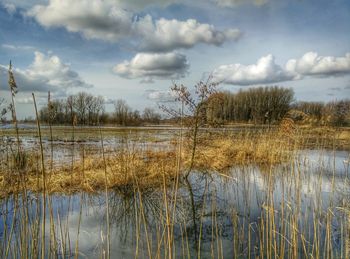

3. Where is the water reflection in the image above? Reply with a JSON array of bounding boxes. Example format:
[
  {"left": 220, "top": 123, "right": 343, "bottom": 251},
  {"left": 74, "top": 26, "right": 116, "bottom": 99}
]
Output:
[{"left": 0, "top": 150, "right": 349, "bottom": 258}]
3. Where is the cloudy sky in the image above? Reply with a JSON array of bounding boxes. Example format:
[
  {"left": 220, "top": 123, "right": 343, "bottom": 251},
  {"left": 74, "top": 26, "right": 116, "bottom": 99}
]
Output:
[{"left": 0, "top": 0, "right": 349, "bottom": 118}]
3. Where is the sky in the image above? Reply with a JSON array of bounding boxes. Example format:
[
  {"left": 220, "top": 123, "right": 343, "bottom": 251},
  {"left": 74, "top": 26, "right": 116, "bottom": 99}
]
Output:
[{"left": 0, "top": 0, "right": 349, "bottom": 118}]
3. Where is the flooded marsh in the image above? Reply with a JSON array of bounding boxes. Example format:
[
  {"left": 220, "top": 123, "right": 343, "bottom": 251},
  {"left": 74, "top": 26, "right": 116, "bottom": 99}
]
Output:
[{"left": 0, "top": 126, "right": 349, "bottom": 258}]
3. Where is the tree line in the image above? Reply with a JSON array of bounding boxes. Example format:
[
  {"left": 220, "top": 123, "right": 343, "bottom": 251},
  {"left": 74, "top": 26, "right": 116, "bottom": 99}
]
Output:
[
  {"left": 3, "top": 87, "right": 348, "bottom": 127},
  {"left": 204, "top": 86, "right": 294, "bottom": 125},
  {"left": 112, "top": 99, "right": 161, "bottom": 126},
  {"left": 39, "top": 92, "right": 161, "bottom": 126},
  {"left": 40, "top": 92, "right": 105, "bottom": 125},
  {"left": 203, "top": 86, "right": 349, "bottom": 126},
  {"left": 292, "top": 99, "right": 350, "bottom": 126}
]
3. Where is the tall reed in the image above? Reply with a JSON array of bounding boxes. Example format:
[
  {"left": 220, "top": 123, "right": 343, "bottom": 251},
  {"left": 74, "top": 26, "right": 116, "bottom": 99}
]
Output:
[{"left": 32, "top": 93, "right": 47, "bottom": 258}]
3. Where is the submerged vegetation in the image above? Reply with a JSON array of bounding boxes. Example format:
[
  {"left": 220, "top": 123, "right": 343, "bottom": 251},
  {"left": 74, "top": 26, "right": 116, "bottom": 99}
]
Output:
[{"left": 0, "top": 64, "right": 349, "bottom": 258}]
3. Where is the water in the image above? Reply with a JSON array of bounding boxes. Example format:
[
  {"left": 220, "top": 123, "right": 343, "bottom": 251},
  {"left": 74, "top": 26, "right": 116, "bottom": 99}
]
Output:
[
  {"left": 0, "top": 123, "right": 37, "bottom": 129},
  {"left": 0, "top": 127, "right": 176, "bottom": 167},
  {"left": 0, "top": 126, "right": 265, "bottom": 165},
  {"left": 1, "top": 149, "right": 348, "bottom": 258}
]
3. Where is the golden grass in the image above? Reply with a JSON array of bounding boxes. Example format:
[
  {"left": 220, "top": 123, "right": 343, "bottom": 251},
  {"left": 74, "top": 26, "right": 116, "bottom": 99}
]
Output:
[
  {"left": 1, "top": 126, "right": 348, "bottom": 258},
  {"left": 0, "top": 150, "right": 178, "bottom": 197},
  {"left": 185, "top": 131, "right": 294, "bottom": 172},
  {"left": 296, "top": 126, "right": 350, "bottom": 149},
  {"left": 2, "top": 125, "right": 347, "bottom": 197}
]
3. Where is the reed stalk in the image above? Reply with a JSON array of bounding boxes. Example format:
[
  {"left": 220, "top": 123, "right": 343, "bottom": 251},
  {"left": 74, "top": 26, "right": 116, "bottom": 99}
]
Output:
[
  {"left": 32, "top": 93, "right": 47, "bottom": 259},
  {"left": 98, "top": 115, "right": 110, "bottom": 259}
]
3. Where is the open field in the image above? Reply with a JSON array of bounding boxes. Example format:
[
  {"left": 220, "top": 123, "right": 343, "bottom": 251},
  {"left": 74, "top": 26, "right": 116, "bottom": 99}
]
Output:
[{"left": 0, "top": 125, "right": 349, "bottom": 258}]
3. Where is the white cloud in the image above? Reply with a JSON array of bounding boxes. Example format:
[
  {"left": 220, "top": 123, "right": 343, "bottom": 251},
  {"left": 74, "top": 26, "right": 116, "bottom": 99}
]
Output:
[
  {"left": 14, "top": 97, "right": 33, "bottom": 104},
  {"left": 116, "top": 0, "right": 179, "bottom": 11},
  {"left": 102, "top": 96, "right": 115, "bottom": 104},
  {"left": 113, "top": 52, "right": 189, "bottom": 81},
  {"left": 2, "top": 2, "right": 16, "bottom": 14},
  {"left": 0, "top": 0, "right": 46, "bottom": 9},
  {"left": 0, "top": 51, "right": 92, "bottom": 94},
  {"left": 3, "top": 0, "right": 178, "bottom": 13},
  {"left": 138, "top": 17, "right": 241, "bottom": 52},
  {"left": 27, "top": 0, "right": 134, "bottom": 42},
  {"left": 28, "top": 51, "right": 92, "bottom": 89},
  {"left": 27, "top": 0, "right": 241, "bottom": 51},
  {"left": 146, "top": 90, "right": 178, "bottom": 102},
  {"left": 213, "top": 52, "right": 350, "bottom": 86},
  {"left": 214, "top": 0, "right": 269, "bottom": 7},
  {"left": 15, "top": 97, "right": 49, "bottom": 105},
  {"left": 1, "top": 63, "right": 50, "bottom": 93},
  {"left": 213, "top": 54, "right": 295, "bottom": 85},
  {"left": 1, "top": 44, "right": 35, "bottom": 51},
  {"left": 286, "top": 52, "right": 350, "bottom": 77}
]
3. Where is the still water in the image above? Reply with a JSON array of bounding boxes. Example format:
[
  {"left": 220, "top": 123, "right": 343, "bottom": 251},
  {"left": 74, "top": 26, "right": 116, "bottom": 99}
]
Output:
[{"left": 1, "top": 149, "right": 348, "bottom": 258}]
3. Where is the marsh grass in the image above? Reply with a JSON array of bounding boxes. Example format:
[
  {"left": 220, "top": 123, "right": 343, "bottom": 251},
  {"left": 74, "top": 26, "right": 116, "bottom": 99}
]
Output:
[
  {"left": 0, "top": 124, "right": 349, "bottom": 258},
  {"left": 1, "top": 128, "right": 301, "bottom": 196},
  {"left": 187, "top": 130, "right": 296, "bottom": 172}
]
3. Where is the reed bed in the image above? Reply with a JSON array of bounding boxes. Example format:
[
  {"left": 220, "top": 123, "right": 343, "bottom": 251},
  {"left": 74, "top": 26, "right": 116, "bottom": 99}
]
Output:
[
  {"left": 0, "top": 128, "right": 300, "bottom": 197},
  {"left": 0, "top": 149, "right": 177, "bottom": 197},
  {"left": 187, "top": 130, "right": 297, "bottom": 172},
  {"left": 0, "top": 125, "right": 349, "bottom": 258}
]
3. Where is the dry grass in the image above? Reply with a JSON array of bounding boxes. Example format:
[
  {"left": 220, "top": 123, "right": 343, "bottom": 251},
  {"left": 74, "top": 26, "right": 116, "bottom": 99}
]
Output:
[
  {"left": 0, "top": 150, "right": 178, "bottom": 197},
  {"left": 296, "top": 126, "right": 350, "bottom": 149},
  {"left": 0, "top": 126, "right": 349, "bottom": 258},
  {"left": 185, "top": 130, "right": 295, "bottom": 172},
  {"left": 0, "top": 130, "right": 297, "bottom": 197},
  {"left": 2, "top": 125, "right": 347, "bottom": 197}
]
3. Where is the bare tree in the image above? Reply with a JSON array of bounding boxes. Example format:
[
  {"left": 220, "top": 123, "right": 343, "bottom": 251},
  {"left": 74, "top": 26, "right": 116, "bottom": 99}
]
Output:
[
  {"left": 66, "top": 95, "right": 75, "bottom": 125},
  {"left": 85, "top": 94, "right": 94, "bottom": 125},
  {"left": 161, "top": 77, "right": 218, "bottom": 178},
  {"left": 39, "top": 92, "right": 106, "bottom": 125},
  {"left": 74, "top": 92, "right": 87, "bottom": 125},
  {"left": 93, "top": 96, "right": 105, "bottom": 124},
  {"left": 114, "top": 99, "right": 130, "bottom": 126},
  {"left": 142, "top": 108, "right": 161, "bottom": 124}
]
